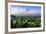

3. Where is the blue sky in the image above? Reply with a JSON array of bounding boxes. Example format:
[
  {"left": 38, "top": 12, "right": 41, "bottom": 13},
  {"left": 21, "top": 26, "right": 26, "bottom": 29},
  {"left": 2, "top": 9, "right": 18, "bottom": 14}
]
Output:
[{"left": 10, "top": 5, "right": 41, "bottom": 16}]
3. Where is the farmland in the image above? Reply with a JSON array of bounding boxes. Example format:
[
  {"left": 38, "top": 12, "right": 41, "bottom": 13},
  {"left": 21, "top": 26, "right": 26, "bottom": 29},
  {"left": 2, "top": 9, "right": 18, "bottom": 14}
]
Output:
[{"left": 11, "top": 15, "right": 41, "bottom": 28}]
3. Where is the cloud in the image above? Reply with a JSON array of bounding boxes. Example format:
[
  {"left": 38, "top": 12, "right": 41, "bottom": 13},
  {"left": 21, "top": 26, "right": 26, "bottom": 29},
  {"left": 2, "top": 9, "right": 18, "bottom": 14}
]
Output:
[
  {"left": 11, "top": 10, "right": 35, "bottom": 15},
  {"left": 11, "top": 6, "right": 41, "bottom": 16}
]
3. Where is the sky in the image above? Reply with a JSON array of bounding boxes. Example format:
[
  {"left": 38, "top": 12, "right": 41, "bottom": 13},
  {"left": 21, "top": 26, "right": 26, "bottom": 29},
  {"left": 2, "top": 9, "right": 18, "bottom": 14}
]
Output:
[{"left": 10, "top": 5, "right": 41, "bottom": 16}]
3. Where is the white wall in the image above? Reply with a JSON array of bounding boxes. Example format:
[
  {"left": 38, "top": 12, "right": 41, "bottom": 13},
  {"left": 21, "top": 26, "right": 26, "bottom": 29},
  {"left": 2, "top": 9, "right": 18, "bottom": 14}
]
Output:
[
  {"left": 0, "top": 0, "right": 46, "bottom": 34},
  {"left": 0, "top": 0, "right": 5, "bottom": 34}
]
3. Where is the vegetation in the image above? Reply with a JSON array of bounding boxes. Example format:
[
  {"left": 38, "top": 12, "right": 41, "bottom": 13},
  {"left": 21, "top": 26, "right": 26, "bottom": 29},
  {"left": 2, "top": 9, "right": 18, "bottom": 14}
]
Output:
[{"left": 11, "top": 15, "right": 41, "bottom": 28}]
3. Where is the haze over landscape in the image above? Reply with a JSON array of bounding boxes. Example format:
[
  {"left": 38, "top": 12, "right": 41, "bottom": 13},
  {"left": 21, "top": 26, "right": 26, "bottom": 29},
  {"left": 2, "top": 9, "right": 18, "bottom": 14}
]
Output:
[{"left": 10, "top": 5, "right": 41, "bottom": 16}]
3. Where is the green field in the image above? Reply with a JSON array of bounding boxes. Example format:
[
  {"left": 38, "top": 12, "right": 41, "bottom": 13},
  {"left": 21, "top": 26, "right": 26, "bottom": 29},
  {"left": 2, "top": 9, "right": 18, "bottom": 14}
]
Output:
[{"left": 11, "top": 15, "right": 41, "bottom": 28}]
